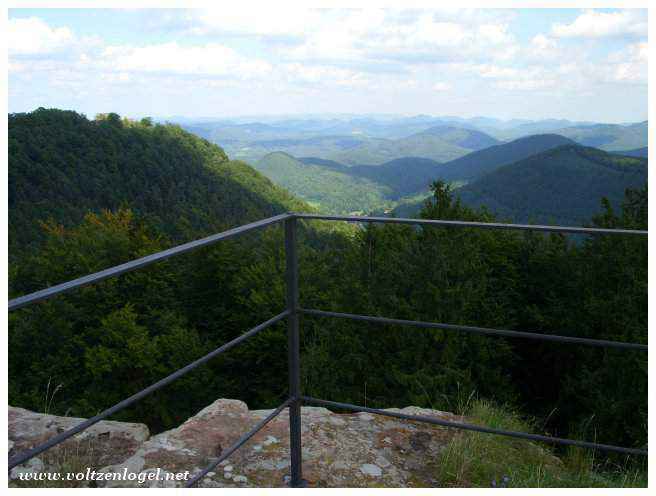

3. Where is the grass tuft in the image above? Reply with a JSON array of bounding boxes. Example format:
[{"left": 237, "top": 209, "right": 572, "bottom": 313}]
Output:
[{"left": 437, "top": 400, "right": 647, "bottom": 488}]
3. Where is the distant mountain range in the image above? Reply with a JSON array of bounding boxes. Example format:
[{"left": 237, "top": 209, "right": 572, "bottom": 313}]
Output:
[
  {"left": 328, "top": 126, "right": 500, "bottom": 165},
  {"left": 174, "top": 114, "right": 650, "bottom": 226},
  {"left": 180, "top": 116, "right": 647, "bottom": 165},
  {"left": 547, "top": 122, "right": 648, "bottom": 151}
]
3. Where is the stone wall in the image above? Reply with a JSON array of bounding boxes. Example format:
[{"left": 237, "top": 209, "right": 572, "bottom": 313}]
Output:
[{"left": 9, "top": 399, "right": 465, "bottom": 488}]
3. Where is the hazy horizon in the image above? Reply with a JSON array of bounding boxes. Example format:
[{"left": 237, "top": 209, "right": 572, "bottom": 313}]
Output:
[{"left": 9, "top": 109, "right": 647, "bottom": 127}]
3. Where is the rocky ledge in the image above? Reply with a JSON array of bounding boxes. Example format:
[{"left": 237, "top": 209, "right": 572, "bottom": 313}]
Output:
[{"left": 9, "top": 399, "right": 465, "bottom": 488}]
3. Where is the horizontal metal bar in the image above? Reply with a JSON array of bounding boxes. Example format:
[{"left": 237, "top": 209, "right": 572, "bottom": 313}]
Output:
[
  {"left": 186, "top": 398, "right": 293, "bottom": 487},
  {"left": 9, "top": 211, "right": 645, "bottom": 313},
  {"left": 302, "top": 396, "right": 647, "bottom": 456},
  {"left": 300, "top": 308, "right": 647, "bottom": 351},
  {"left": 8, "top": 311, "right": 290, "bottom": 470},
  {"left": 9, "top": 213, "right": 292, "bottom": 311},
  {"left": 295, "top": 213, "right": 648, "bottom": 236}
]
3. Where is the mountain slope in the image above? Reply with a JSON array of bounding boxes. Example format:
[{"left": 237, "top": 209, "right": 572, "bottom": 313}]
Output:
[
  {"left": 413, "top": 125, "right": 500, "bottom": 149},
  {"left": 9, "top": 108, "right": 310, "bottom": 255},
  {"left": 298, "top": 156, "right": 350, "bottom": 170},
  {"left": 435, "top": 134, "right": 576, "bottom": 182},
  {"left": 552, "top": 121, "right": 647, "bottom": 151},
  {"left": 256, "top": 152, "right": 441, "bottom": 214},
  {"left": 457, "top": 145, "right": 647, "bottom": 225},
  {"left": 256, "top": 152, "right": 392, "bottom": 214},
  {"left": 348, "top": 157, "right": 441, "bottom": 198},
  {"left": 329, "top": 126, "right": 499, "bottom": 165}
]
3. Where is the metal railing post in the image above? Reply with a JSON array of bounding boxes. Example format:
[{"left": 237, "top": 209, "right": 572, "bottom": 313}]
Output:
[{"left": 285, "top": 215, "right": 304, "bottom": 487}]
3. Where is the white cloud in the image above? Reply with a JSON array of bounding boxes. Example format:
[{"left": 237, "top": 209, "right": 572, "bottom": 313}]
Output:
[
  {"left": 101, "top": 72, "right": 132, "bottom": 84},
  {"left": 100, "top": 42, "right": 272, "bottom": 79},
  {"left": 474, "top": 64, "right": 521, "bottom": 80},
  {"left": 285, "top": 10, "right": 517, "bottom": 68},
  {"left": 8, "top": 17, "right": 74, "bottom": 55},
  {"left": 605, "top": 42, "right": 648, "bottom": 83},
  {"left": 526, "top": 34, "right": 561, "bottom": 60},
  {"left": 283, "top": 9, "right": 386, "bottom": 62},
  {"left": 552, "top": 9, "right": 647, "bottom": 39},
  {"left": 495, "top": 79, "right": 556, "bottom": 91},
  {"left": 455, "top": 63, "right": 559, "bottom": 91},
  {"left": 433, "top": 82, "right": 451, "bottom": 91},
  {"left": 281, "top": 63, "right": 371, "bottom": 88}
]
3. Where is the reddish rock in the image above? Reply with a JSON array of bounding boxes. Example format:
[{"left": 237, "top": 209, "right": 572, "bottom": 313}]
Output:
[
  {"left": 98, "top": 399, "right": 462, "bottom": 488},
  {"left": 8, "top": 405, "right": 149, "bottom": 484}
]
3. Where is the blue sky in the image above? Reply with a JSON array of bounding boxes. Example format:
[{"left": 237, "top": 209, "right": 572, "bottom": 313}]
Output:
[{"left": 8, "top": 8, "right": 648, "bottom": 122}]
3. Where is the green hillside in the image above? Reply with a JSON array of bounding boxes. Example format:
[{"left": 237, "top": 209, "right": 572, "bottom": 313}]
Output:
[
  {"left": 302, "top": 156, "right": 441, "bottom": 199},
  {"left": 457, "top": 145, "right": 647, "bottom": 225},
  {"left": 436, "top": 134, "right": 576, "bottom": 182},
  {"left": 256, "top": 152, "right": 393, "bottom": 214},
  {"left": 350, "top": 157, "right": 439, "bottom": 198},
  {"left": 9, "top": 109, "right": 310, "bottom": 256},
  {"left": 552, "top": 122, "right": 647, "bottom": 151},
  {"left": 255, "top": 152, "right": 444, "bottom": 214}
]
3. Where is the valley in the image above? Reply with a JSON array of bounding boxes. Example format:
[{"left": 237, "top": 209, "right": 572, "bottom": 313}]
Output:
[{"left": 185, "top": 115, "right": 648, "bottom": 224}]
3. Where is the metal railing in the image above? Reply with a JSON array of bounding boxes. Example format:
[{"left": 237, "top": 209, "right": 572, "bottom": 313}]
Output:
[{"left": 7, "top": 212, "right": 648, "bottom": 487}]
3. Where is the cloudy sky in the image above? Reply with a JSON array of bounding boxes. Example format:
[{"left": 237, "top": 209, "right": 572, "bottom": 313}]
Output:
[{"left": 8, "top": 8, "right": 648, "bottom": 122}]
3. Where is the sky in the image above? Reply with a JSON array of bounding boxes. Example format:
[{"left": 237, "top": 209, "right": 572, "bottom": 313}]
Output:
[{"left": 7, "top": 8, "right": 649, "bottom": 123}]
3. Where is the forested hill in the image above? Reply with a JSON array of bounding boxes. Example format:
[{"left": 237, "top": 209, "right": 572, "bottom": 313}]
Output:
[
  {"left": 457, "top": 144, "right": 648, "bottom": 226},
  {"left": 412, "top": 125, "right": 499, "bottom": 150},
  {"left": 435, "top": 134, "right": 576, "bottom": 182},
  {"left": 256, "top": 151, "right": 392, "bottom": 214},
  {"left": 9, "top": 108, "right": 310, "bottom": 256},
  {"left": 255, "top": 152, "right": 440, "bottom": 214}
]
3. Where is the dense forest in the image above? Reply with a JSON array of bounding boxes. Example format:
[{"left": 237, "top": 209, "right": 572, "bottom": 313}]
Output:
[
  {"left": 8, "top": 108, "right": 311, "bottom": 258},
  {"left": 457, "top": 145, "right": 648, "bottom": 225},
  {"left": 434, "top": 134, "right": 576, "bottom": 182},
  {"left": 255, "top": 152, "right": 436, "bottom": 214},
  {"left": 255, "top": 152, "right": 394, "bottom": 214},
  {"left": 8, "top": 109, "right": 647, "bottom": 476}
]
